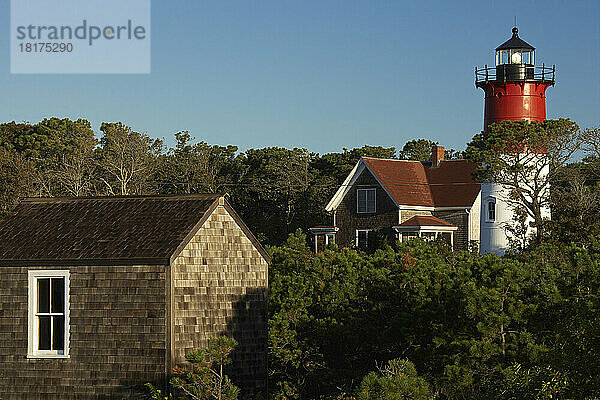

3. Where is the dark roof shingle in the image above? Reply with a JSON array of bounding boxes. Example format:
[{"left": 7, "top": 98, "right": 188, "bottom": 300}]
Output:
[{"left": 0, "top": 195, "right": 221, "bottom": 266}]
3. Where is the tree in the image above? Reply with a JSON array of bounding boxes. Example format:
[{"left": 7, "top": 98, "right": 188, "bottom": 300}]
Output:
[
  {"left": 357, "top": 359, "right": 431, "bottom": 400},
  {"left": 232, "top": 147, "right": 320, "bottom": 244},
  {"left": 579, "top": 126, "right": 600, "bottom": 181},
  {"left": 97, "top": 122, "right": 163, "bottom": 195},
  {"left": 579, "top": 127, "right": 600, "bottom": 160},
  {"left": 0, "top": 147, "right": 37, "bottom": 217},
  {"left": 0, "top": 118, "right": 97, "bottom": 197},
  {"left": 316, "top": 145, "right": 397, "bottom": 183},
  {"left": 549, "top": 160, "right": 600, "bottom": 244},
  {"left": 170, "top": 337, "right": 240, "bottom": 400},
  {"left": 465, "top": 119, "right": 582, "bottom": 243},
  {"left": 399, "top": 139, "right": 436, "bottom": 161},
  {"left": 156, "top": 131, "right": 241, "bottom": 194}
]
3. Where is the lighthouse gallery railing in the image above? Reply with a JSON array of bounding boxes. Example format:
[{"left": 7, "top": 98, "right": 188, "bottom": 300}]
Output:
[{"left": 475, "top": 64, "right": 555, "bottom": 84}]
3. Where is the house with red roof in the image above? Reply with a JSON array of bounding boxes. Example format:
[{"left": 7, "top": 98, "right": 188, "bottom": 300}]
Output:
[{"left": 309, "top": 145, "right": 481, "bottom": 252}]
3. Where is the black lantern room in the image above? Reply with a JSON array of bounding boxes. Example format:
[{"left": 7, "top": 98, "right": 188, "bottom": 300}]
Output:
[
  {"left": 475, "top": 27, "right": 554, "bottom": 83},
  {"left": 495, "top": 27, "right": 535, "bottom": 66}
]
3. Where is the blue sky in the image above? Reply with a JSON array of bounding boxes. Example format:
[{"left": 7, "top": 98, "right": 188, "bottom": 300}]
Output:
[{"left": 1, "top": 0, "right": 598, "bottom": 154}]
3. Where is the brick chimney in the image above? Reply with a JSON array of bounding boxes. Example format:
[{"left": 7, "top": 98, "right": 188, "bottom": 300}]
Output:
[{"left": 431, "top": 144, "right": 444, "bottom": 167}]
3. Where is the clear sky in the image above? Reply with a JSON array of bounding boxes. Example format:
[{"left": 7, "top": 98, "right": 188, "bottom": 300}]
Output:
[{"left": 1, "top": 0, "right": 598, "bottom": 154}]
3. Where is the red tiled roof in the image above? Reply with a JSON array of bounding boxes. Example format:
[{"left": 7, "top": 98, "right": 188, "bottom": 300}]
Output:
[
  {"left": 398, "top": 215, "right": 456, "bottom": 228},
  {"left": 362, "top": 158, "right": 480, "bottom": 208}
]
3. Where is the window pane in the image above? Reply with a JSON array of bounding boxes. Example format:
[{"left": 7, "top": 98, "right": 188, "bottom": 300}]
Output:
[
  {"left": 441, "top": 232, "right": 452, "bottom": 246},
  {"left": 402, "top": 232, "right": 417, "bottom": 243},
  {"left": 358, "top": 231, "right": 368, "bottom": 248},
  {"left": 53, "top": 316, "right": 65, "bottom": 351},
  {"left": 38, "top": 316, "right": 51, "bottom": 350},
  {"left": 489, "top": 201, "right": 495, "bottom": 220},
  {"left": 367, "top": 190, "right": 376, "bottom": 212},
  {"left": 37, "top": 279, "right": 50, "bottom": 313},
  {"left": 51, "top": 278, "right": 65, "bottom": 314},
  {"left": 357, "top": 190, "right": 366, "bottom": 212}
]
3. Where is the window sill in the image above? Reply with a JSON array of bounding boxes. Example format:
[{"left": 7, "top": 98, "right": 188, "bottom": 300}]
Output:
[{"left": 27, "top": 354, "right": 70, "bottom": 359}]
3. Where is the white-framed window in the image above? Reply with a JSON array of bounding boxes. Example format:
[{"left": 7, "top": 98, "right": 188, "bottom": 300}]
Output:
[
  {"left": 401, "top": 232, "right": 418, "bottom": 243},
  {"left": 486, "top": 197, "right": 496, "bottom": 222},
  {"left": 357, "top": 188, "right": 376, "bottom": 213},
  {"left": 356, "top": 229, "right": 372, "bottom": 248},
  {"left": 27, "top": 270, "right": 70, "bottom": 358},
  {"left": 325, "top": 233, "right": 335, "bottom": 246}
]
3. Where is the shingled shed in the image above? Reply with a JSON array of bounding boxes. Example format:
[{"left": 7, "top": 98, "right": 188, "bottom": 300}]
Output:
[{"left": 0, "top": 194, "right": 269, "bottom": 399}]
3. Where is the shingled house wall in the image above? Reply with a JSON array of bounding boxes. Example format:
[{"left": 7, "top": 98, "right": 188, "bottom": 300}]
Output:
[
  {"left": 335, "top": 169, "right": 399, "bottom": 247},
  {"left": 172, "top": 204, "right": 268, "bottom": 395},
  {"left": 400, "top": 209, "right": 433, "bottom": 223},
  {"left": 0, "top": 265, "right": 166, "bottom": 400},
  {"left": 433, "top": 210, "right": 470, "bottom": 250}
]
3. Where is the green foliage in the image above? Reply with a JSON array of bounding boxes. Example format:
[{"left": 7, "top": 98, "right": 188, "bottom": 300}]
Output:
[
  {"left": 97, "top": 122, "right": 164, "bottom": 195},
  {"left": 230, "top": 147, "right": 326, "bottom": 244},
  {"left": 0, "top": 118, "right": 97, "bottom": 197},
  {"left": 465, "top": 119, "right": 582, "bottom": 244},
  {"left": 145, "top": 383, "right": 174, "bottom": 400},
  {"left": 479, "top": 364, "right": 569, "bottom": 400},
  {"left": 169, "top": 336, "right": 240, "bottom": 400},
  {"left": 2, "top": 117, "right": 600, "bottom": 399},
  {"left": 399, "top": 139, "right": 436, "bottom": 161},
  {"left": 267, "top": 230, "right": 600, "bottom": 399},
  {"left": 357, "top": 358, "right": 430, "bottom": 400},
  {"left": 155, "top": 130, "right": 240, "bottom": 194},
  {"left": 549, "top": 158, "right": 600, "bottom": 245}
]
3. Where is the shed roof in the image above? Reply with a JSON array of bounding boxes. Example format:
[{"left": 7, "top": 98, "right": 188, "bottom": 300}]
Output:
[{"left": 0, "top": 194, "right": 269, "bottom": 266}]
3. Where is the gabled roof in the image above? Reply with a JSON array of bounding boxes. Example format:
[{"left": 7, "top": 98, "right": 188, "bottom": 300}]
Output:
[
  {"left": 397, "top": 215, "right": 456, "bottom": 228},
  {"left": 326, "top": 157, "right": 481, "bottom": 211},
  {"left": 0, "top": 194, "right": 269, "bottom": 266}
]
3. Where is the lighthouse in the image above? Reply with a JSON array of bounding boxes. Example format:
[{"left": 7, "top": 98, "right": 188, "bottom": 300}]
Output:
[{"left": 475, "top": 27, "right": 555, "bottom": 255}]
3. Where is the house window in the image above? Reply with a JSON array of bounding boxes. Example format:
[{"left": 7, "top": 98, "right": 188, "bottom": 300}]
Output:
[
  {"left": 28, "top": 270, "right": 70, "bottom": 358},
  {"left": 357, "top": 188, "right": 376, "bottom": 213},
  {"left": 325, "top": 234, "right": 335, "bottom": 246},
  {"left": 356, "top": 229, "right": 371, "bottom": 248},
  {"left": 486, "top": 197, "right": 496, "bottom": 222},
  {"left": 401, "top": 232, "right": 418, "bottom": 243}
]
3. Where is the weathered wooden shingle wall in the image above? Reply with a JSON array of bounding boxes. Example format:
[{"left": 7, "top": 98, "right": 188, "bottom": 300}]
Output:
[
  {"left": 0, "top": 265, "right": 166, "bottom": 400},
  {"left": 400, "top": 209, "right": 432, "bottom": 223},
  {"left": 172, "top": 204, "right": 268, "bottom": 396},
  {"left": 335, "top": 169, "right": 399, "bottom": 247},
  {"left": 433, "top": 210, "right": 470, "bottom": 250}
]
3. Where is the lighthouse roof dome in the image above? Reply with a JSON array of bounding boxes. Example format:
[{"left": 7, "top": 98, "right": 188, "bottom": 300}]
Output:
[{"left": 495, "top": 27, "right": 535, "bottom": 51}]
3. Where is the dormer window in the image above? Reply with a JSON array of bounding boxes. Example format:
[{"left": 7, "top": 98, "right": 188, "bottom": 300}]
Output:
[
  {"left": 357, "top": 188, "right": 376, "bottom": 213},
  {"left": 486, "top": 197, "right": 496, "bottom": 222}
]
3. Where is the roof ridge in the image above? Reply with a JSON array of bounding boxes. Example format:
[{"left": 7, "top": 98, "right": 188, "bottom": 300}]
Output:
[
  {"left": 22, "top": 194, "right": 223, "bottom": 203},
  {"left": 362, "top": 157, "right": 423, "bottom": 162},
  {"left": 362, "top": 157, "right": 471, "bottom": 163}
]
